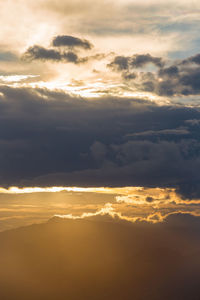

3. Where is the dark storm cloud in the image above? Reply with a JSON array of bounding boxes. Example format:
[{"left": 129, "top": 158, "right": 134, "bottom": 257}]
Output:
[
  {"left": 52, "top": 35, "right": 93, "bottom": 49},
  {"left": 1, "top": 85, "right": 200, "bottom": 199},
  {"left": 23, "top": 45, "right": 80, "bottom": 63},
  {"left": 176, "top": 182, "right": 200, "bottom": 200}
]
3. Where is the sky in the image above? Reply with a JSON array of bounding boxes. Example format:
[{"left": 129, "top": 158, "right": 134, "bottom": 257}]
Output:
[{"left": 1, "top": 0, "right": 200, "bottom": 230}]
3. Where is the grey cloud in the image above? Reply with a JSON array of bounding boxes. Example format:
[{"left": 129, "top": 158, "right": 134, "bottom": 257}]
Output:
[
  {"left": 131, "top": 54, "right": 164, "bottom": 68},
  {"left": 22, "top": 45, "right": 105, "bottom": 65},
  {"left": 62, "top": 51, "right": 79, "bottom": 63},
  {"left": 145, "top": 196, "right": 154, "bottom": 203},
  {"left": 190, "top": 54, "right": 200, "bottom": 65},
  {"left": 23, "top": 45, "right": 80, "bottom": 63},
  {"left": 122, "top": 72, "right": 137, "bottom": 80},
  {"left": 0, "top": 86, "right": 200, "bottom": 199},
  {"left": 176, "top": 182, "right": 200, "bottom": 200},
  {"left": 52, "top": 35, "right": 93, "bottom": 50},
  {"left": 146, "top": 65, "right": 200, "bottom": 96},
  {"left": 90, "top": 141, "right": 107, "bottom": 162},
  {"left": 181, "top": 53, "right": 200, "bottom": 65},
  {"left": 109, "top": 52, "right": 200, "bottom": 97},
  {"left": 108, "top": 54, "right": 164, "bottom": 71},
  {"left": 158, "top": 66, "right": 179, "bottom": 77},
  {"left": 23, "top": 45, "right": 62, "bottom": 61},
  {"left": 155, "top": 66, "right": 200, "bottom": 96},
  {"left": 108, "top": 56, "right": 130, "bottom": 71}
]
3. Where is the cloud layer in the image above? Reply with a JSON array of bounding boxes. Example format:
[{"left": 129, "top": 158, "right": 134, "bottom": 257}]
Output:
[{"left": 0, "top": 85, "right": 200, "bottom": 199}]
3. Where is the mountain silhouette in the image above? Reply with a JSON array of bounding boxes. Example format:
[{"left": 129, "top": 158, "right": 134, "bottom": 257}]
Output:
[{"left": 0, "top": 214, "right": 200, "bottom": 300}]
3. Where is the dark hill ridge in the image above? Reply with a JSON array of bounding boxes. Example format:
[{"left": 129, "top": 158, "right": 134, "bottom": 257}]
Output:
[{"left": 0, "top": 214, "right": 200, "bottom": 300}]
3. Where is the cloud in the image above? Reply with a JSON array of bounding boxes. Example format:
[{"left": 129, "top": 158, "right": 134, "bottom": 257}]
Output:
[
  {"left": 56, "top": 202, "right": 200, "bottom": 225},
  {"left": 109, "top": 52, "right": 200, "bottom": 97},
  {"left": 108, "top": 54, "right": 165, "bottom": 71},
  {"left": 181, "top": 53, "right": 200, "bottom": 65},
  {"left": 108, "top": 56, "right": 130, "bottom": 71},
  {"left": 52, "top": 35, "right": 93, "bottom": 49},
  {"left": 131, "top": 54, "right": 164, "bottom": 68},
  {"left": 154, "top": 64, "right": 200, "bottom": 96},
  {"left": 23, "top": 45, "right": 81, "bottom": 63},
  {"left": 158, "top": 65, "right": 179, "bottom": 77},
  {"left": 145, "top": 196, "right": 154, "bottom": 203},
  {"left": 176, "top": 182, "right": 200, "bottom": 200},
  {"left": 0, "top": 75, "right": 39, "bottom": 83},
  {"left": 22, "top": 36, "right": 103, "bottom": 65},
  {"left": 0, "top": 85, "right": 200, "bottom": 199}
]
